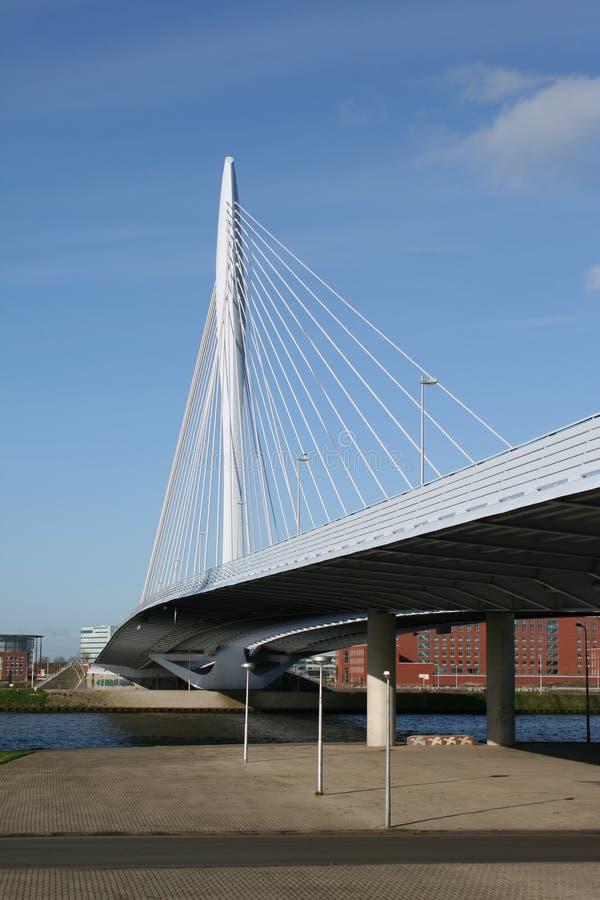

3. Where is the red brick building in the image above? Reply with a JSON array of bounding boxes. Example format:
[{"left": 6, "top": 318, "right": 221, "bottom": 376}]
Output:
[
  {"left": 335, "top": 616, "right": 600, "bottom": 689},
  {"left": 0, "top": 651, "right": 28, "bottom": 683}
]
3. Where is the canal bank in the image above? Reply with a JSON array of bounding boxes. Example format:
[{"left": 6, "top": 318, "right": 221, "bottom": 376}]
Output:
[{"left": 2, "top": 686, "right": 600, "bottom": 714}]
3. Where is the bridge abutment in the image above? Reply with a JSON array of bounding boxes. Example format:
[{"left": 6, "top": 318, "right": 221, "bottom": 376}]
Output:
[
  {"left": 366, "top": 610, "right": 396, "bottom": 747},
  {"left": 486, "top": 612, "right": 515, "bottom": 746}
]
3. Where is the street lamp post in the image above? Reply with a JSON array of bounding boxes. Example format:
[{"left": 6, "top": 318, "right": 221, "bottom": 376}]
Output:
[
  {"left": 576, "top": 622, "right": 591, "bottom": 743},
  {"left": 241, "top": 661, "right": 255, "bottom": 764},
  {"left": 420, "top": 377, "right": 439, "bottom": 486},
  {"left": 383, "top": 669, "right": 391, "bottom": 828},
  {"left": 296, "top": 453, "right": 310, "bottom": 535},
  {"left": 312, "top": 654, "right": 329, "bottom": 795},
  {"left": 35, "top": 636, "right": 43, "bottom": 691},
  {"left": 538, "top": 654, "right": 543, "bottom": 694}
]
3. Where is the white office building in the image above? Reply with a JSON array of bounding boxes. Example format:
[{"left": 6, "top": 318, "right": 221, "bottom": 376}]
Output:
[{"left": 80, "top": 625, "right": 116, "bottom": 663}]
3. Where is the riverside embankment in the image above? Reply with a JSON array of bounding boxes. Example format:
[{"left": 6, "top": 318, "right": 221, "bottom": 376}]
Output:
[{"left": 2, "top": 687, "right": 600, "bottom": 714}]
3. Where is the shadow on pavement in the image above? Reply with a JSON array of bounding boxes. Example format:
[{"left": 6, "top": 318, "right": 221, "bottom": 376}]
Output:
[
  {"left": 394, "top": 795, "right": 576, "bottom": 829},
  {"left": 326, "top": 773, "right": 510, "bottom": 797},
  {"left": 514, "top": 742, "right": 600, "bottom": 765}
]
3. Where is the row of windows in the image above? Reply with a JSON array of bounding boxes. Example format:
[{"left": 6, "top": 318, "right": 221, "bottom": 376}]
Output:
[
  {"left": 517, "top": 667, "right": 559, "bottom": 675},
  {"left": 435, "top": 667, "right": 481, "bottom": 674},
  {"left": 419, "top": 636, "right": 480, "bottom": 642}
]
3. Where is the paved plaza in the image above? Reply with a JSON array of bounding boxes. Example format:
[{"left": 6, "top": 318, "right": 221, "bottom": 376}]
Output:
[
  {"left": 0, "top": 742, "right": 599, "bottom": 897},
  {"left": 1, "top": 861, "right": 599, "bottom": 900}
]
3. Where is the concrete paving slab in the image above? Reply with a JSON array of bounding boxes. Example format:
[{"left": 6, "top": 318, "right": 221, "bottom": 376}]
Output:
[
  {"left": 0, "top": 862, "right": 599, "bottom": 900},
  {"left": 0, "top": 743, "right": 599, "bottom": 836}
]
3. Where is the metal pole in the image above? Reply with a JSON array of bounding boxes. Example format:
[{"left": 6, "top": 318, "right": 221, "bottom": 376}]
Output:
[
  {"left": 188, "top": 650, "right": 191, "bottom": 691},
  {"left": 584, "top": 629, "right": 591, "bottom": 744},
  {"left": 538, "top": 655, "right": 543, "bottom": 694},
  {"left": 296, "top": 459, "right": 301, "bottom": 536},
  {"left": 296, "top": 453, "right": 309, "bottom": 536},
  {"left": 244, "top": 667, "right": 250, "bottom": 764},
  {"left": 384, "top": 670, "right": 391, "bottom": 828},
  {"left": 312, "top": 654, "right": 328, "bottom": 795},
  {"left": 420, "top": 377, "right": 438, "bottom": 486},
  {"left": 317, "top": 665, "right": 324, "bottom": 794},
  {"left": 420, "top": 379, "right": 425, "bottom": 487},
  {"left": 241, "top": 661, "right": 255, "bottom": 764},
  {"left": 577, "top": 623, "right": 591, "bottom": 744},
  {"left": 30, "top": 638, "right": 35, "bottom": 689}
]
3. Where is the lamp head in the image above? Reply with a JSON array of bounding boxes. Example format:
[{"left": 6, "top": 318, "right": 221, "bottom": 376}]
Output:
[
  {"left": 241, "top": 662, "right": 255, "bottom": 671},
  {"left": 311, "top": 654, "right": 329, "bottom": 665}
]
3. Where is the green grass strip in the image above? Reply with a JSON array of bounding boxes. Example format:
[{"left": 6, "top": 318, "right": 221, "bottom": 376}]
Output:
[
  {"left": 0, "top": 750, "right": 33, "bottom": 765},
  {"left": 0, "top": 689, "right": 47, "bottom": 710}
]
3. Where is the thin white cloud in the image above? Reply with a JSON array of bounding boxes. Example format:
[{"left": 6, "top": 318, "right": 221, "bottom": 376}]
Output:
[
  {"left": 446, "top": 64, "right": 550, "bottom": 104},
  {"left": 452, "top": 75, "right": 600, "bottom": 188},
  {"left": 1, "top": 8, "right": 411, "bottom": 114},
  {"left": 337, "top": 96, "right": 389, "bottom": 127},
  {"left": 585, "top": 264, "right": 600, "bottom": 292}
]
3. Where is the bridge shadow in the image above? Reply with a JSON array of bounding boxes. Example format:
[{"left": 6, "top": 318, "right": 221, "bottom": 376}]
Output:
[
  {"left": 393, "top": 795, "right": 575, "bottom": 829},
  {"left": 514, "top": 741, "right": 600, "bottom": 766}
]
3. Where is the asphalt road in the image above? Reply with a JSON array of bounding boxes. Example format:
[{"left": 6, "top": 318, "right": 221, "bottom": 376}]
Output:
[{"left": 0, "top": 832, "right": 599, "bottom": 869}]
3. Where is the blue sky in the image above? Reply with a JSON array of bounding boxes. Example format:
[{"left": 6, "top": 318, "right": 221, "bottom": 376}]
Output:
[{"left": 2, "top": 0, "right": 600, "bottom": 657}]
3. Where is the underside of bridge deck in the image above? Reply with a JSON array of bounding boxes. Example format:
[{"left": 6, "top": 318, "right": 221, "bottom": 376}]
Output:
[
  {"left": 159, "top": 487, "right": 600, "bottom": 620},
  {"left": 99, "top": 486, "right": 600, "bottom": 689}
]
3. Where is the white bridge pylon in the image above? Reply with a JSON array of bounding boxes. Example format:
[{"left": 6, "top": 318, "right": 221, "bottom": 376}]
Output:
[
  {"left": 141, "top": 157, "right": 510, "bottom": 605},
  {"left": 216, "top": 157, "right": 246, "bottom": 564}
]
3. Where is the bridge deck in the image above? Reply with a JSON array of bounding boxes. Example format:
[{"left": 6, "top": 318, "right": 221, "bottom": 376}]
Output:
[{"left": 100, "top": 414, "right": 600, "bottom": 672}]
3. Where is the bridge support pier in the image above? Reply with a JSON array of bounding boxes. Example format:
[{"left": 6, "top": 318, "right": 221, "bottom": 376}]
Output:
[
  {"left": 486, "top": 612, "right": 515, "bottom": 746},
  {"left": 367, "top": 611, "right": 396, "bottom": 747}
]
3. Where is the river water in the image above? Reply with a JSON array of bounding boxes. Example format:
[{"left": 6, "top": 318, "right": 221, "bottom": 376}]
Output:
[{"left": 0, "top": 712, "right": 598, "bottom": 750}]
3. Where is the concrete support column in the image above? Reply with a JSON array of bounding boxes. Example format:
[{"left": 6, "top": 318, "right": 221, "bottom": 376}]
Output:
[
  {"left": 486, "top": 612, "right": 515, "bottom": 746},
  {"left": 367, "top": 611, "right": 396, "bottom": 747}
]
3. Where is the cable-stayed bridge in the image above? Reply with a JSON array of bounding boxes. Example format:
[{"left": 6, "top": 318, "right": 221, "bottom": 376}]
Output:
[{"left": 100, "top": 158, "right": 600, "bottom": 745}]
